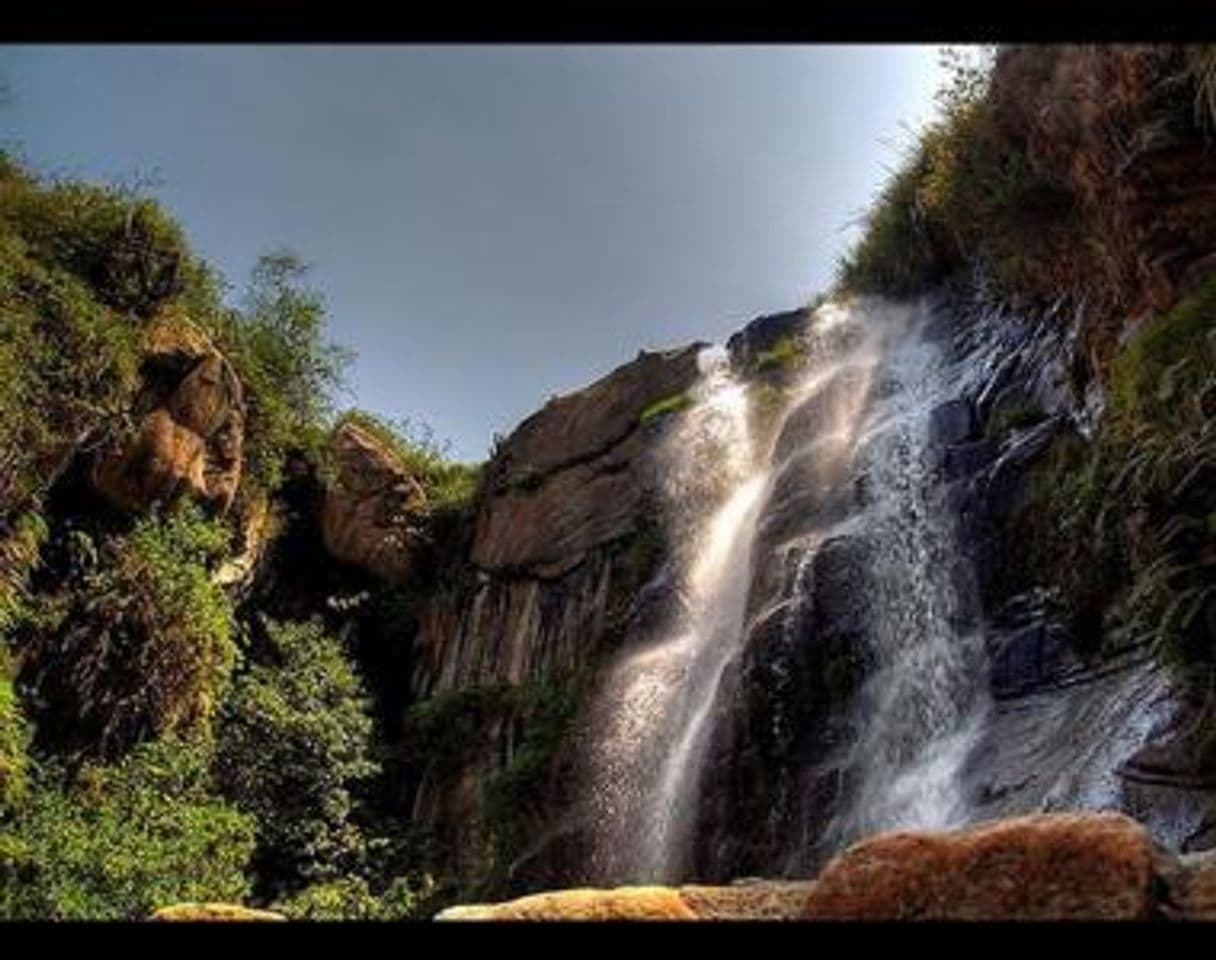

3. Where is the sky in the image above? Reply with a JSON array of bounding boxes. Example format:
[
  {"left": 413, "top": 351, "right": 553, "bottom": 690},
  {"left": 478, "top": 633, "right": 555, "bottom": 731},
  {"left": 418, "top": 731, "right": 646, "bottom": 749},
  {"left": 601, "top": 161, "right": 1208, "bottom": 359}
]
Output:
[{"left": 0, "top": 46, "right": 950, "bottom": 461}]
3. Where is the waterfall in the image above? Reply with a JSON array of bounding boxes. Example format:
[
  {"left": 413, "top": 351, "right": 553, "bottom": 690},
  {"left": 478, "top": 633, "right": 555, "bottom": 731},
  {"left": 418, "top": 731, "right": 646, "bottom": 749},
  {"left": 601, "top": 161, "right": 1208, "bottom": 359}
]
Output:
[
  {"left": 581, "top": 297, "right": 991, "bottom": 884},
  {"left": 582, "top": 347, "right": 765, "bottom": 883}
]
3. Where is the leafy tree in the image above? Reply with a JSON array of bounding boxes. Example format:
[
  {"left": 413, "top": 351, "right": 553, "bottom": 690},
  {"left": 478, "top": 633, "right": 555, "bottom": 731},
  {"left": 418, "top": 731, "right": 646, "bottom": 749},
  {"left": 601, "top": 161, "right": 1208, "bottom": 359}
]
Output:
[
  {"left": 214, "top": 618, "right": 377, "bottom": 897},
  {"left": 207, "top": 251, "right": 352, "bottom": 495},
  {"left": 0, "top": 738, "right": 255, "bottom": 920}
]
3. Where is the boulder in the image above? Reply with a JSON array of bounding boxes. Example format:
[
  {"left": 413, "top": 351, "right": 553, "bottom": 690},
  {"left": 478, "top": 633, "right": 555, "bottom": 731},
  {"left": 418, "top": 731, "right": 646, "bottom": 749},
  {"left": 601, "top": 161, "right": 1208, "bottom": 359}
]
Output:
[
  {"left": 802, "top": 812, "right": 1156, "bottom": 920},
  {"left": 150, "top": 902, "right": 286, "bottom": 921},
  {"left": 320, "top": 421, "right": 428, "bottom": 584},
  {"left": 435, "top": 886, "right": 697, "bottom": 921},
  {"left": 92, "top": 323, "right": 244, "bottom": 514}
]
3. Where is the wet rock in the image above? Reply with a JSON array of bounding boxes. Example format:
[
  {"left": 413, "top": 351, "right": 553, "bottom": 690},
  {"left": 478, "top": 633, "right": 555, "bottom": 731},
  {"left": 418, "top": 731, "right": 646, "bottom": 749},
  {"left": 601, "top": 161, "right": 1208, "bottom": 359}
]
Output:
[
  {"left": 929, "top": 398, "right": 977, "bottom": 447},
  {"left": 726, "top": 307, "right": 809, "bottom": 370},
  {"left": 942, "top": 438, "right": 996, "bottom": 481},
  {"left": 803, "top": 812, "right": 1156, "bottom": 920},
  {"left": 987, "top": 614, "right": 1084, "bottom": 698},
  {"left": 320, "top": 421, "right": 428, "bottom": 585}
]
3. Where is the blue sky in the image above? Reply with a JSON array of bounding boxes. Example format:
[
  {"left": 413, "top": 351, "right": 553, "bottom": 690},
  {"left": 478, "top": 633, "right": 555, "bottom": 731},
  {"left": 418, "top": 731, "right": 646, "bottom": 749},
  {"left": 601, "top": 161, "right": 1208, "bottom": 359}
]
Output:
[{"left": 0, "top": 45, "right": 949, "bottom": 461}]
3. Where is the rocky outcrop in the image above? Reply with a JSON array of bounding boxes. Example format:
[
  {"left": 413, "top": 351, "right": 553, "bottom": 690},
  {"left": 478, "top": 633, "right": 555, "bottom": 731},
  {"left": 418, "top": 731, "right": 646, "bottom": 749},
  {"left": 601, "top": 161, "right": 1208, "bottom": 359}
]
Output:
[
  {"left": 471, "top": 344, "right": 703, "bottom": 578},
  {"left": 319, "top": 421, "right": 427, "bottom": 584},
  {"left": 91, "top": 320, "right": 244, "bottom": 515},
  {"left": 436, "top": 812, "right": 1181, "bottom": 921},
  {"left": 149, "top": 902, "right": 286, "bottom": 921}
]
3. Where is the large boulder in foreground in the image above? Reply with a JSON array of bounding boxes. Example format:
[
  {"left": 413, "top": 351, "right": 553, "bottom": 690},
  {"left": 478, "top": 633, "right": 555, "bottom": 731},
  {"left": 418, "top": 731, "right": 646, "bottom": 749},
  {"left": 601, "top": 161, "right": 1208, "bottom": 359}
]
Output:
[
  {"left": 803, "top": 812, "right": 1155, "bottom": 920},
  {"left": 436, "top": 813, "right": 1164, "bottom": 920},
  {"left": 92, "top": 320, "right": 245, "bottom": 514},
  {"left": 319, "top": 421, "right": 428, "bottom": 584},
  {"left": 150, "top": 902, "right": 286, "bottom": 921}
]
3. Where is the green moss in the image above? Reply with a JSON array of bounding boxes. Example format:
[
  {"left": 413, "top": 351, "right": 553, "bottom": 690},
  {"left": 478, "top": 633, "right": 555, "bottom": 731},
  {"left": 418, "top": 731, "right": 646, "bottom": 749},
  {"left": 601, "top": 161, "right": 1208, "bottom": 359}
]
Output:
[
  {"left": 639, "top": 390, "right": 693, "bottom": 426},
  {"left": 752, "top": 334, "right": 807, "bottom": 374}
]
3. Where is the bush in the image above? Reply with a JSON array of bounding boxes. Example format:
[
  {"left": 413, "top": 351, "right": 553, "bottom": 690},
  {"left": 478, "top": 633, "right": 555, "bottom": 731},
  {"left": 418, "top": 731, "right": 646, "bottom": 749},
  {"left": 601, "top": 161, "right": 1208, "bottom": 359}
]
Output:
[
  {"left": 21, "top": 504, "right": 235, "bottom": 758},
  {"left": 0, "top": 648, "right": 28, "bottom": 811},
  {"left": 271, "top": 874, "right": 429, "bottom": 921},
  {"left": 0, "top": 738, "right": 255, "bottom": 920},
  {"left": 214, "top": 618, "right": 378, "bottom": 896}
]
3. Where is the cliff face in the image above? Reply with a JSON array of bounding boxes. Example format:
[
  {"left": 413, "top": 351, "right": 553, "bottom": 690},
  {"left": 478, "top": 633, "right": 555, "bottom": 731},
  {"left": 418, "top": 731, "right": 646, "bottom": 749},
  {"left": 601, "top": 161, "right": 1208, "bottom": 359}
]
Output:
[{"left": 398, "top": 344, "right": 706, "bottom": 892}]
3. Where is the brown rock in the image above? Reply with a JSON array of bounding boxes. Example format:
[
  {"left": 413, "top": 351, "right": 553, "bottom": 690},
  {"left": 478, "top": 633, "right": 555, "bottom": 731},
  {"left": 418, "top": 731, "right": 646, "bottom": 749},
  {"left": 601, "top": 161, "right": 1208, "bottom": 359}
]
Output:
[
  {"left": 92, "top": 323, "right": 245, "bottom": 515},
  {"left": 803, "top": 812, "right": 1156, "bottom": 920},
  {"left": 319, "top": 422, "right": 427, "bottom": 584},
  {"left": 91, "top": 409, "right": 207, "bottom": 513},
  {"left": 150, "top": 902, "right": 286, "bottom": 922},
  {"left": 472, "top": 344, "right": 703, "bottom": 576},
  {"left": 679, "top": 881, "right": 817, "bottom": 919},
  {"left": 434, "top": 886, "right": 697, "bottom": 921},
  {"left": 1160, "top": 848, "right": 1216, "bottom": 920}
]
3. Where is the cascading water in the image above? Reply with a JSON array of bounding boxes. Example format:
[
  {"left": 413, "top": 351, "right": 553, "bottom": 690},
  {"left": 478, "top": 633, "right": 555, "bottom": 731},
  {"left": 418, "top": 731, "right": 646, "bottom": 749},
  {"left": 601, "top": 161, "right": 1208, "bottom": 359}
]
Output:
[
  {"left": 582, "top": 297, "right": 992, "bottom": 884},
  {"left": 819, "top": 310, "right": 991, "bottom": 848},
  {"left": 582, "top": 347, "right": 765, "bottom": 883}
]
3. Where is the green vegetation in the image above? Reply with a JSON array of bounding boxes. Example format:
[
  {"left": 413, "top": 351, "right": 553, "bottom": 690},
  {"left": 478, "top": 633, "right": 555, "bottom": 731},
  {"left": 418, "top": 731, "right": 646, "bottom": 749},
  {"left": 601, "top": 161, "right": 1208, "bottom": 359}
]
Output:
[
  {"left": 214, "top": 618, "right": 378, "bottom": 897},
  {"left": 0, "top": 738, "right": 255, "bottom": 920},
  {"left": 201, "top": 252, "right": 352, "bottom": 496},
  {"left": 0, "top": 151, "right": 487, "bottom": 916},
  {"left": 22, "top": 504, "right": 235, "bottom": 758},
  {"left": 0, "top": 650, "right": 28, "bottom": 811},
  {"left": 271, "top": 875, "right": 429, "bottom": 921},
  {"left": 836, "top": 46, "right": 1216, "bottom": 366},
  {"left": 640, "top": 391, "right": 693, "bottom": 426},
  {"left": 752, "top": 334, "right": 807, "bottom": 374},
  {"left": 1007, "top": 275, "right": 1216, "bottom": 662}
]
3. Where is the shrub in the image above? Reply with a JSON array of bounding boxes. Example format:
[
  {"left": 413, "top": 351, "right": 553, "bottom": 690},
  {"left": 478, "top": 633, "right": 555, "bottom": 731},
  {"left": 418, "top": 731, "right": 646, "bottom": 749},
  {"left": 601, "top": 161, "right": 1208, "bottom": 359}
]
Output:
[
  {"left": 0, "top": 648, "right": 28, "bottom": 811},
  {"left": 214, "top": 618, "right": 378, "bottom": 897},
  {"left": 271, "top": 874, "right": 429, "bottom": 920},
  {"left": 21, "top": 504, "right": 235, "bottom": 758},
  {"left": 0, "top": 738, "right": 255, "bottom": 920}
]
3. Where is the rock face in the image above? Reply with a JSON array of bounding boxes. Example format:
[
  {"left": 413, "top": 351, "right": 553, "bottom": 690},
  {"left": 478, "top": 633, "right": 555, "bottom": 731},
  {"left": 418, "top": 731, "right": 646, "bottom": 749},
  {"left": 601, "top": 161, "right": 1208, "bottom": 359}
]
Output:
[
  {"left": 319, "top": 421, "right": 428, "bottom": 584},
  {"left": 149, "top": 902, "right": 286, "bottom": 921},
  {"left": 405, "top": 344, "right": 706, "bottom": 892},
  {"left": 91, "top": 321, "right": 244, "bottom": 514},
  {"left": 437, "top": 813, "right": 1181, "bottom": 921}
]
